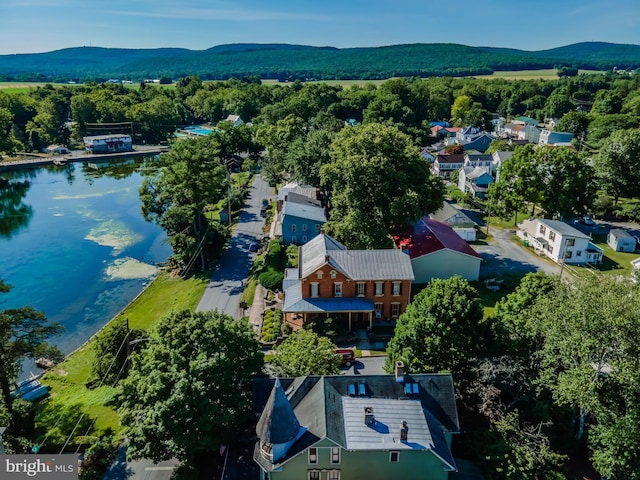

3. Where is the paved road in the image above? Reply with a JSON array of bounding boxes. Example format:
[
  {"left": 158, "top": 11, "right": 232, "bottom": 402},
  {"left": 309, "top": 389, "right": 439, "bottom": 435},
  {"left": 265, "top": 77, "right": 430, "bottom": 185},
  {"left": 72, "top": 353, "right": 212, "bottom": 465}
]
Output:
[
  {"left": 347, "top": 356, "right": 387, "bottom": 375},
  {"left": 196, "top": 175, "right": 272, "bottom": 318},
  {"left": 474, "top": 227, "right": 561, "bottom": 277}
]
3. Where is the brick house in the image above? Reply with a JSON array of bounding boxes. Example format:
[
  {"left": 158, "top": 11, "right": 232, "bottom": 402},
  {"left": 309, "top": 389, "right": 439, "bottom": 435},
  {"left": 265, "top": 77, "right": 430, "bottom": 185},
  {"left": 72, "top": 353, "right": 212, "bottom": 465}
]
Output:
[{"left": 282, "top": 233, "right": 414, "bottom": 330}]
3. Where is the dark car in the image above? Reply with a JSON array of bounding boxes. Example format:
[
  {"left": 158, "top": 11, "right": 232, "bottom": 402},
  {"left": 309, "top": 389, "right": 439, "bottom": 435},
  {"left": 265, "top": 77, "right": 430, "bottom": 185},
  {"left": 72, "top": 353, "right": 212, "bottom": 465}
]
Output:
[
  {"left": 249, "top": 242, "right": 259, "bottom": 252},
  {"left": 335, "top": 349, "right": 356, "bottom": 367}
]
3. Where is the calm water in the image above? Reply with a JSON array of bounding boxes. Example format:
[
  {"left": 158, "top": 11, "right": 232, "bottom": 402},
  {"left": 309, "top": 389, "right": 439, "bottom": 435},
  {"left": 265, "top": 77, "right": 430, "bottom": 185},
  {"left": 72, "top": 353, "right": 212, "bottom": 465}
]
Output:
[{"left": 0, "top": 158, "right": 171, "bottom": 361}]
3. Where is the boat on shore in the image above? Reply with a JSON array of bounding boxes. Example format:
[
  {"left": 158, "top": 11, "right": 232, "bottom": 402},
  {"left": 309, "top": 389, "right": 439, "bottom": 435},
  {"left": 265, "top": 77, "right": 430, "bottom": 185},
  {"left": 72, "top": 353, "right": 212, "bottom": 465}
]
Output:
[{"left": 52, "top": 158, "right": 67, "bottom": 166}]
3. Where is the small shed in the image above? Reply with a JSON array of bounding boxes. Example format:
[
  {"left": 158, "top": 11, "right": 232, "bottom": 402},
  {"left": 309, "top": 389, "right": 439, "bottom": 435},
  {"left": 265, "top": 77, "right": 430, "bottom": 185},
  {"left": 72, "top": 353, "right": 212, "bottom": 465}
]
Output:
[{"left": 608, "top": 228, "right": 636, "bottom": 252}]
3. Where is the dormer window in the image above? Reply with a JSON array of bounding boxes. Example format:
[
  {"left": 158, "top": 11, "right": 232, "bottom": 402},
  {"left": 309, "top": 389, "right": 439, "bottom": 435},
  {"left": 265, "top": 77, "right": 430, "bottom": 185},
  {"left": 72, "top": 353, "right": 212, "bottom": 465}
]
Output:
[
  {"left": 316, "top": 271, "right": 323, "bottom": 279},
  {"left": 330, "top": 270, "right": 337, "bottom": 279},
  {"left": 260, "top": 441, "right": 273, "bottom": 461}
]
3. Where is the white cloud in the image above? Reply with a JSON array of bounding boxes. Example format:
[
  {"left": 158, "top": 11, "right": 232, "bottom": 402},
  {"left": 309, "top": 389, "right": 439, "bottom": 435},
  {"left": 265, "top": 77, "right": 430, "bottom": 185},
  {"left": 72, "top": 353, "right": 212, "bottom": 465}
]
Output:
[{"left": 106, "top": 7, "right": 333, "bottom": 22}]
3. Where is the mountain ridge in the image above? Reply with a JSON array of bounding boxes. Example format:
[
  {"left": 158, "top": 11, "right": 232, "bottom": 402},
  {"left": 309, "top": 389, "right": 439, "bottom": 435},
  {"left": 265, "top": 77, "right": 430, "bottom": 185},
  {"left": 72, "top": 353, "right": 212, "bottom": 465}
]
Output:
[{"left": 1, "top": 41, "right": 638, "bottom": 82}]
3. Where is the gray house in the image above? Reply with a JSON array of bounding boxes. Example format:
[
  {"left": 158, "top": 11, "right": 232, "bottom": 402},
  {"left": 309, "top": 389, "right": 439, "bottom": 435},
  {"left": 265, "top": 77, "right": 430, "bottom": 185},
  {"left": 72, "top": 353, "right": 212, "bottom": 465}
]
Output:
[
  {"left": 608, "top": 228, "right": 636, "bottom": 252},
  {"left": 253, "top": 371, "right": 460, "bottom": 480}
]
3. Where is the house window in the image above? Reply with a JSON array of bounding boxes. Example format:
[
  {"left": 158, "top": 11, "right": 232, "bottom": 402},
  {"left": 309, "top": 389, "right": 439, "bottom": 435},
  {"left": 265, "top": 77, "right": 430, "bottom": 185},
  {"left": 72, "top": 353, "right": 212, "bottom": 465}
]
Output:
[
  {"left": 374, "top": 303, "right": 383, "bottom": 318},
  {"left": 308, "top": 448, "right": 318, "bottom": 465},
  {"left": 315, "top": 224, "right": 321, "bottom": 232},
  {"left": 303, "top": 224, "right": 307, "bottom": 231},
  {"left": 310, "top": 282, "right": 319, "bottom": 298},
  {"left": 292, "top": 235, "right": 297, "bottom": 244},
  {"left": 327, "top": 471, "right": 341, "bottom": 480},
  {"left": 548, "top": 245, "right": 554, "bottom": 254},
  {"left": 330, "top": 270, "right": 337, "bottom": 279},
  {"left": 391, "top": 303, "right": 400, "bottom": 317},
  {"left": 302, "top": 235, "right": 307, "bottom": 243},
  {"left": 331, "top": 447, "right": 341, "bottom": 465},
  {"left": 565, "top": 250, "right": 573, "bottom": 259},
  {"left": 548, "top": 231, "right": 556, "bottom": 242},
  {"left": 389, "top": 451, "right": 400, "bottom": 462},
  {"left": 334, "top": 283, "right": 342, "bottom": 298},
  {"left": 292, "top": 224, "right": 297, "bottom": 232},
  {"left": 392, "top": 282, "right": 401, "bottom": 296},
  {"left": 577, "top": 250, "right": 582, "bottom": 257},
  {"left": 566, "top": 238, "right": 575, "bottom": 247},
  {"left": 356, "top": 282, "right": 366, "bottom": 297},
  {"left": 308, "top": 471, "right": 321, "bottom": 480},
  {"left": 375, "top": 282, "right": 384, "bottom": 296},
  {"left": 317, "top": 271, "right": 323, "bottom": 279},
  {"left": 539, "top": 225, "right": 546, "bottom": 235}
]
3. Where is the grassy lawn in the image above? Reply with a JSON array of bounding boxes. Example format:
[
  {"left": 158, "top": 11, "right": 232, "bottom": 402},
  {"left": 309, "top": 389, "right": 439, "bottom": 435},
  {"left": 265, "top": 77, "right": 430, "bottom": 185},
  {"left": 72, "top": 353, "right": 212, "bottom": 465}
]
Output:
[
  {"left": 471, "top": 274, "right": 523, "bottom": 318},
  {"left": 34, "top": 270, "right": 212, "bottom": 447},
  {"left": 473, "top": 69, "right": 605, "bottom": 80},
  {"left": 582, "top": 233, "right": 640, "bottom": 276}
]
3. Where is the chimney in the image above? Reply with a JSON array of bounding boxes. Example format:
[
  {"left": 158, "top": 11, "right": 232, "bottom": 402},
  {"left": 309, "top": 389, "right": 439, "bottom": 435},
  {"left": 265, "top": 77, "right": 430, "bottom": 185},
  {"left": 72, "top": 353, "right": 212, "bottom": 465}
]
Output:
[
  {"left": 395, "top": 361, "right": 404, "bottom": 383},
  {"left": 320, "top": 228, "right": 326, "bottom": 235},
  {"left": 400, "top": 421, "right": 408, "bottom": 442},
  {"left": 324, "top": 254, "right": 330, "bottom": 263},
  {"left": 364, "top": 407, "right": 375, "bottom": 427}
]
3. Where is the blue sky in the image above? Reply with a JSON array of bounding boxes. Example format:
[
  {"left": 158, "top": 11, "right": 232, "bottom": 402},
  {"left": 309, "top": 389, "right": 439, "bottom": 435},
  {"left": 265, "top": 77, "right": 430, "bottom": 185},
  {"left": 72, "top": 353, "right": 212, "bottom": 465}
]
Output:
[{"left": 1, "top": 0, "right": 640, "bottom": 54}]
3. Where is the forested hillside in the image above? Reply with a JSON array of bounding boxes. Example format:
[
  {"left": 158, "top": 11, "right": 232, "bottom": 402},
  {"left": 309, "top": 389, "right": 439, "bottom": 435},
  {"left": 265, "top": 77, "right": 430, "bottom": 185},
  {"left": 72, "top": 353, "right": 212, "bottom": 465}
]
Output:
[{"left": 1, "top": 41, "right": 639, "bottom": 82}]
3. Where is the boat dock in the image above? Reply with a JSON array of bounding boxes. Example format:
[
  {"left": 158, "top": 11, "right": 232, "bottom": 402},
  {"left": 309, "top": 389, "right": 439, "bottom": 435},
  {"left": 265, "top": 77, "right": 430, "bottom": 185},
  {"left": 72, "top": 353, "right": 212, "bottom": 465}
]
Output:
[{"left": 0, "top": 145, "right": 169, "bottom": 171}]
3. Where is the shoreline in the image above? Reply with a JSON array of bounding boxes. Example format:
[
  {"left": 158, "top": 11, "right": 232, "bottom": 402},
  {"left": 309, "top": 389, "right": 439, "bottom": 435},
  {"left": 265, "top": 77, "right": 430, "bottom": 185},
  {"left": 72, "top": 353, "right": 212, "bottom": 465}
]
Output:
[{"left": 0, "top": 145, "right": 169, "bottom": 171}]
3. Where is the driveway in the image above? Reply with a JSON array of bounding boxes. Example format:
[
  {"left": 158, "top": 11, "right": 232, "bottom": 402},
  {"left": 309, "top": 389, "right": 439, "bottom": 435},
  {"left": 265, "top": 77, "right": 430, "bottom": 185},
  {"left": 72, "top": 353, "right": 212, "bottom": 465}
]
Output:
[
  {"left": 196, "top": 175, "right": 272, "bottom": 317},
  {"left": 474, "top": 227, "right": 561, "bottom": 278}
]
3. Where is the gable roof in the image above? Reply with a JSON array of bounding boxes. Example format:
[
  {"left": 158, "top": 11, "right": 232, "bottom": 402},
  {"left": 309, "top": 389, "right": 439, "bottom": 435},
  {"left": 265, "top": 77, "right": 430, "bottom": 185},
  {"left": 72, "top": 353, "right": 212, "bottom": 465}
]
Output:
[
  {"left": 514, "top": 115, "right": 539, "bottom": 126},
  {"left": 253, "top": 374, "right": 459, "bottom": 471},
  {"left": 396, "top": 217, "right": 480, "bottom": 260},
  {"left": 435, "top": 153, "right": 465, "bottom": 164},
  {"left": 298, "top": 233, "right": 414, "bottom": 281},
  {"left": 463, "top": 166, "right": 493, "bottom": 182},
  {"left": 277, "top": 182, "right": 318, "bottom": 201},
  {"left": 282, "top": 201, "right": 327, "bottom": 223},
  {"left": 465, "top": 153, "right": 493, "bottom": 164},
  {"left": 429, "top": 202, "right": 477, "bottom": 227},
  {"left": 537, "top": 219, "right": 590, "bottom": 239}
]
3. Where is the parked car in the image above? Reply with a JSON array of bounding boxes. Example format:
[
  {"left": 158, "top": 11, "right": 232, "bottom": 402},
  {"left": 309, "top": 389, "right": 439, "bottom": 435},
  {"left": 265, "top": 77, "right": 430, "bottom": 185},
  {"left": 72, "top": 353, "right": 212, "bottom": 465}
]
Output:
[
  {"left": 249, "top": 242, "right": 259, "bottom": 252},
  {"left": 583, "top": 216, "right": 596, "bottom": 226},
  {"left": 335, "top": 349, "right": 356, "bottom": 367}
]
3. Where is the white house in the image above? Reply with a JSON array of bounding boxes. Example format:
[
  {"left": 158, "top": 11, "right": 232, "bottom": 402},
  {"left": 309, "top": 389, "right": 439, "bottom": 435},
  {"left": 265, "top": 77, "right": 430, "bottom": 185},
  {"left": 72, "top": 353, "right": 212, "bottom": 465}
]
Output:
[
  {"left": 492, "top": 151, "right": 513, "bottom": 182},
  {"left": 224, "top": 114, "right": 244, "bottom": 127},
  {"left": 608, "top": 228, "right": 636, "bottom": 253},
  {"left": 432, "top": 154, "right": 465, "bottom": 179},
  {"left": 517, "top": 219, "right": 603, "bottom": 265}
]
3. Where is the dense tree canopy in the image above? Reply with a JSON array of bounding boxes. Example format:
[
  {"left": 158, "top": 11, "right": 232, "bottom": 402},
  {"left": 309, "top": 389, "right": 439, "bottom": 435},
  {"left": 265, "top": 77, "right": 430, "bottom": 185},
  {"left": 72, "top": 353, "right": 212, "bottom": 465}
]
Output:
[
  {"left": 594, "top": 128, "right": 640, "bottom": 203},
  {"left": 320, "top": 123, "right": 444, "bottom": 248},
  {"left": 385, "top": 276, "right": 485, "bottom": 377},
  {"left": 118, "top": 310, "right": 263, "bottom": 465},
  {"left": 271, "top": 330, "right": 340, "bottom": 377}
]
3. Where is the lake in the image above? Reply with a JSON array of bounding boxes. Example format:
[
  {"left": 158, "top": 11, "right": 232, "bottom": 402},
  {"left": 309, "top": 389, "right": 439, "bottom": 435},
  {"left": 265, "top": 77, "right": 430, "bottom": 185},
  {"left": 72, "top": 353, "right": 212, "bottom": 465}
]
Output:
[{"left": 0, "top": 157, "right": 171, "bottom": 363}]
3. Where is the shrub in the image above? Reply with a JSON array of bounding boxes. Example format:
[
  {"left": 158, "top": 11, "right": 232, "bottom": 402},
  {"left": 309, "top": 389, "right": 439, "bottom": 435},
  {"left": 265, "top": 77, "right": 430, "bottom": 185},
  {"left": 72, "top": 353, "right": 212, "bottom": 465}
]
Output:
[{"left": 258, "top": 269, "right": 284, "bottom": 290}]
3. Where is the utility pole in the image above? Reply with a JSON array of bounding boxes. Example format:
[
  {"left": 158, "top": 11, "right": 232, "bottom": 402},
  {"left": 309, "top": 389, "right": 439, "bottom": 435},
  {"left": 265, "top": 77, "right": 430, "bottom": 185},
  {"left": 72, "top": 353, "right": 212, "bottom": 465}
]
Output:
[
  {"left": 559, "top": 238, "right": 569, "bottom": 280},
  {"left": 227, "top": 169, "right": 232, "bottom": 227}
]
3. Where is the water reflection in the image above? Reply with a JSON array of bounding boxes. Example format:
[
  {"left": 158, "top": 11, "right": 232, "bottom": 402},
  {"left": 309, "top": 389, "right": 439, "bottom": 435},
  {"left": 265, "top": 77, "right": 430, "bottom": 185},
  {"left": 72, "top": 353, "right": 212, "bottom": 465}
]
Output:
[{"left": 0, "top": 177, "right": 34, "bottom": 238}]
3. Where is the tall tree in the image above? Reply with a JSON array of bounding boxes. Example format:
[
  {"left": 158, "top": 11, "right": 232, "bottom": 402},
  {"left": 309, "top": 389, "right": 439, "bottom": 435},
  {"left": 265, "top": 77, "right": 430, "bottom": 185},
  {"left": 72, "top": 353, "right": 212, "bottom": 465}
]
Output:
[
  {"left": 385, "top": 276, "right": 485, "bottom": 377},
  {"left": 0, "top": 281, "right": 62, "bottom": 413},
  {"left": 320, "top": 123, "right": 443, "bottom": 249},
  {"left": 139, "top": 135, "right": 227, "bottom": 271},
  {"left": 271, "top": 330, "right": 340, "bottom": 377},
  {"left": 118, "top": 310, "right": 263, "bottom": 467},
  {"left": 593, "top": 128, "right": 640, "bottom": 203}
]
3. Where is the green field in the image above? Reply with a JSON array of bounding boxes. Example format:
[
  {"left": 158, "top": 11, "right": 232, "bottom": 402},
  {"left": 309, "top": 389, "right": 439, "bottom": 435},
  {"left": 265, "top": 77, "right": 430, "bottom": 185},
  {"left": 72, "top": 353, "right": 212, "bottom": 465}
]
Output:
[
  {"left": 34, "top": 270, "right": 211, "bottom": 448},
  {"left": 474, "top": 69, "right": 605, "bottom": 80}
]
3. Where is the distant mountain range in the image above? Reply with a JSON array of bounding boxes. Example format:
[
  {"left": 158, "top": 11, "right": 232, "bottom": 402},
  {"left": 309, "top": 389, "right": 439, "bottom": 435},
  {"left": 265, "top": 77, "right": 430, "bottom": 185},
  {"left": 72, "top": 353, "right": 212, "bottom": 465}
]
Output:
[{"left": 1, "top": 42, "right": 639, "bottom": 82}]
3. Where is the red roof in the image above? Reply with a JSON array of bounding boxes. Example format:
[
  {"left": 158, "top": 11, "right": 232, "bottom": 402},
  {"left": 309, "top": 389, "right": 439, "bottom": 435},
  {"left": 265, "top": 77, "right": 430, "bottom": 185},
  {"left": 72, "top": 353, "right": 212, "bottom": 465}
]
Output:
[
  {"left": 394, "top": 217, "right": 480, "bottom": 260},
  {"left": 435, "top": 154, "right": 465, "bottom": 164}
]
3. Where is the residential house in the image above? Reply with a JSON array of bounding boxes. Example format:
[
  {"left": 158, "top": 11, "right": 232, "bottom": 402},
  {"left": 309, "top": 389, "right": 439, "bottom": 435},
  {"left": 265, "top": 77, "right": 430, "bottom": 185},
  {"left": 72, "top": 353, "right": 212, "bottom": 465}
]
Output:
[
  {"left": 431, "top": 126, "right": 461, "bottom": 139},
  {"left": 457, "top": 166, "right": 494, "bottom": 199},
  {"left": 44, "top": 144, "right": 69, "bottom": 155},
  {"left": 277, "top": 182, "right": 318, "bottom": 206},
  {"left": 419, "top": 147, "right": 435, "bottom": 163},
  {"left": 394, "top": 217, "right": 481, "bottom": 283},
  {"left": 513, "top": 115, "right": 539, "bottom": 127},
  {"left": 224, "top": 114, "right": 244, "bottom": 126},
  {"left": 429, "top": 202, "right": 478, "bottom": 241},
  {"left": 83, "top": 134, "right": 132, "bottom": 154},
  {"left": 282, "top": 233, "right": 414, "bottom": 330},
  {"left": 608, "top": 228, "right": 636, "bottom": 253},
  {"left": 465, "top": 153, "right": 493, "bottom": 176},
  {"left": 538, "top": 130, "right": 574, "bottom": 147},
  {"left": 281, "top": 200, "right": 327, "bottom": 245},
  {"left": 432, "top": 154, "right": 465, "bottom": 179},
  {"left": 458, "top": 133, "right": 494, "bottom": 153},
  {"left": 517, "top": 218, "right": 603, "bottom": 265},
  {"left": 501, "top": 122, "right": 540, "bottom": 144},
  {"left": 253, "top": 371, "right": 460, "bottom": 480},
  {"left": 491, "top": 151, "right": 513, "bottom": 182},
  {"left": 344, "top": 118, "right": 359, "bottom": 127},
  {"left": 455, "top": 126, "right": 480, "bottom": 143}
]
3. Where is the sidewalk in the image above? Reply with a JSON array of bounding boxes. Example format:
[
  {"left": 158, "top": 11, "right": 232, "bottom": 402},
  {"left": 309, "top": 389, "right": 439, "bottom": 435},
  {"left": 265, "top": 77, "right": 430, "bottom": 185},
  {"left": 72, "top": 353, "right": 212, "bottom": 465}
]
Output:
[{"left": 248, "top": 283, "right": 266, "bottom": 335}]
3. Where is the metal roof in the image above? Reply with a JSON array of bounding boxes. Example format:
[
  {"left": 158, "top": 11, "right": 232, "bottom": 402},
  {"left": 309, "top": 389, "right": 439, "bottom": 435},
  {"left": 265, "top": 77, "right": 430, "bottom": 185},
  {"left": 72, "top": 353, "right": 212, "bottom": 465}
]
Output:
[
  {"left": 343, "top": 397, "right": 432, "bottom": 450},
  {"left": 329, "top": 250, "right": 414, "bottom": 281},
  {"left": 282, "top": 201, "right": 327, "bottom": 223},
  {"left": 256, "top": 378, "right": 302, "bottom": 444},
  {"left": 537, "top": 219, "right": 590, "bottom": 239}
]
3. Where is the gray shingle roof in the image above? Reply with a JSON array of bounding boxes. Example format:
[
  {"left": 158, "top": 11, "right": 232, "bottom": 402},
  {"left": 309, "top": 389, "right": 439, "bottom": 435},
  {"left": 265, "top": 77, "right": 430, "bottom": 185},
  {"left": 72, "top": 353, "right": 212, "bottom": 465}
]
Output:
[
  {"left": 282, "top": 201, "right": 327, "bottom": 223},
  {"left": 252, "top": 374, "right": 459, "bottom": 472},
  {"left": 538, "top": 219, "right": 590, "bottom": 239},
  {"left": 256, "top": 378, "right": 302, "bottom": 444}
]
